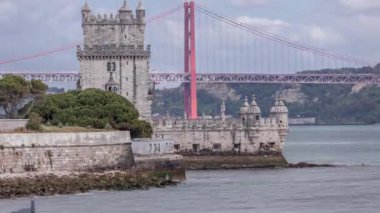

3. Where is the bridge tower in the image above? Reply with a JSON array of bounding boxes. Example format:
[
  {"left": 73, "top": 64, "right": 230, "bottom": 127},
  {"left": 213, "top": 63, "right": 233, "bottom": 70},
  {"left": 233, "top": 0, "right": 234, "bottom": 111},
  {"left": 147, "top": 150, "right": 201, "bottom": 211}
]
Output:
[
  {"left": 184, "top": 1, "right": 198, "bottom": 119},
  {"left": 77, "top": 0, "right": 154, "bottom": 121}
]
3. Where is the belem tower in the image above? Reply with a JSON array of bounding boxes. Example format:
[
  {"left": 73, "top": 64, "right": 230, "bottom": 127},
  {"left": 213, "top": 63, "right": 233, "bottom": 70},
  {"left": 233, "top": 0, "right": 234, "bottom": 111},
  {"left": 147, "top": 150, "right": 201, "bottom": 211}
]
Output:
[
  {"left": 77, "top": 1, "right": 289, "bottom": 155},
  {"left": 77, "top": 0, "right": 153, "bottom": 121}
]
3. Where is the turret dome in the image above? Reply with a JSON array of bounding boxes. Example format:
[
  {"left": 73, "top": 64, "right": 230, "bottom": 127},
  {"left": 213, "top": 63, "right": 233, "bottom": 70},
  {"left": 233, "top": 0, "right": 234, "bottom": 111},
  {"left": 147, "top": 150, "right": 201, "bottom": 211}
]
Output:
[
  {"left": 239, "top": 96, "right": 250, "bottom": 114},
  {"left": 82, "top": 1, "right": 91, "bottom": 11},
  {"left": 277, "top": 98, "right": 288, "bottom": 113},
  {"left": 119, "top": 0, "right": 130, "bottom": 11},
  {"left": 270, "top": 97, "right": 288, "bottom": 114},
  {"left": 137, "top": 0, "right": 145, "bottom": 10},
  {"left": 248, "top": 95, "right": 261, "bottom": 114},
  {"left": 270, "top": 97, "right": 280, "bottom": 114}
]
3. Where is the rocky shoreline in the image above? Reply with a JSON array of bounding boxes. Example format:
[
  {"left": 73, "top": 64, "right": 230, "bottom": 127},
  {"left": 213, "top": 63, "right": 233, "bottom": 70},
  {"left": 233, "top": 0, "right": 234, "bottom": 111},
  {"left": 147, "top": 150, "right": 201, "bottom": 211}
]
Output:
[
  {"left": 0, "top": 170, "right": 181, "bottom": 200},
  {"left": 0, "top": 160, "right": 334, "bottom": 199},
  {"left": 287, "top": 162, "right": 335, "bottom": 168}
]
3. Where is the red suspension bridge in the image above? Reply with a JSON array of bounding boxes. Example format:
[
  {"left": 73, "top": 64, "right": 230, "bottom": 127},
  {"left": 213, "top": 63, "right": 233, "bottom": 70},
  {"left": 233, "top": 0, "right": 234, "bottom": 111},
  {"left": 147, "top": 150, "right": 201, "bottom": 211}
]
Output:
[{"left": 0, "top": 1, "right": 379, "bottom": 119}]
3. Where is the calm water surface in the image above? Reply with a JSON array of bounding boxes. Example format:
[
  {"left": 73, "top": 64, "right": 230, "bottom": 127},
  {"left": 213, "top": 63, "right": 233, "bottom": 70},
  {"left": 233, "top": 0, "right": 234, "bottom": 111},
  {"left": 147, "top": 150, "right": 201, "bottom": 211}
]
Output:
[{"left": 1, "top": 125, "right": 380, "bottom": 213}]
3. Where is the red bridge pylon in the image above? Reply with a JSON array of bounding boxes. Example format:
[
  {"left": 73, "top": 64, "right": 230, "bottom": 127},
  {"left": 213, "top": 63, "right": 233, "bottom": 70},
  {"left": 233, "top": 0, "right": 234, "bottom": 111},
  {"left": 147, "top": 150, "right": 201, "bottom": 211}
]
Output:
[{"left": 184, "top": 1, "right": 197, "bottom": 119}]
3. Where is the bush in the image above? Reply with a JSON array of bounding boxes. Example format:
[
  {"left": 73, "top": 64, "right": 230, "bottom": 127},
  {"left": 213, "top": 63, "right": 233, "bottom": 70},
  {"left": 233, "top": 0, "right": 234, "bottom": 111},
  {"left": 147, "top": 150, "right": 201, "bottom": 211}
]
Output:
[
  {"left": 30, "top": 89, "right": 152, "bottom": 137},
  {"left": 113, "top": 122, "right": 133, "bottom": 131},
  {"left": 26, "top": 112, "right": 43, "bottom": 131},
  {"left": 91, "top": 119, "right": 107, "bottom": 129},
  {"left": 130, "top": 120, "right": 153, "bottom": 138}
]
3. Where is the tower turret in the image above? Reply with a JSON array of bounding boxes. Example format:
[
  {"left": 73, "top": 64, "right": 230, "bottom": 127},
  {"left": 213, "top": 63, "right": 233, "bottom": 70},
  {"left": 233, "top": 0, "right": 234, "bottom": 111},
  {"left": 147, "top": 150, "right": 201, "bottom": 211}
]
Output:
[
  {"left": 119, "top": 0, "right": 133, "bottom": 21},
  {"left": 277, "top": 97, "right": 289, "bottom": 127},
  {"left": 239, "top": 96, "right": 249, "bottom": 126},
  {"left": 270, "top": 96, "right": 289, "bottom": 147},
  {"left": 136, "top": 0, "right": 146, "bottom": 21},
  {"left": 82, "top": 1, "right": 91, "bottom": 22},
  {"left": 247, "top": 95, "right": 261, "bottom": 127},
  {"left": 270, "top": 96, "right": 288, "bottom": 127}
]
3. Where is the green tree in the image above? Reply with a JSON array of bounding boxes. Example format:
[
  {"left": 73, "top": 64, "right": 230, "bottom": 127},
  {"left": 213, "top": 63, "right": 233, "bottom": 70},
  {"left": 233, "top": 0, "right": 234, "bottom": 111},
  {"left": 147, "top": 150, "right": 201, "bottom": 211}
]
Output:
[
  {"left": 31, "top": 88, "right": 152, "bottom": 138},
  {"left": 0, "top": 75, "right": 47, "bottom": 119}
]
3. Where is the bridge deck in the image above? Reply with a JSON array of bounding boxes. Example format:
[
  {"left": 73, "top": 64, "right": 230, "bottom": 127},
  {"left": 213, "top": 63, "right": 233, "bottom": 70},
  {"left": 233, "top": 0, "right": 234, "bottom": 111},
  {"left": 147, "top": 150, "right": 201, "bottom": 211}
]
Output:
[{"left": 1, "top": 72, "right": 380, "bottom": 85}]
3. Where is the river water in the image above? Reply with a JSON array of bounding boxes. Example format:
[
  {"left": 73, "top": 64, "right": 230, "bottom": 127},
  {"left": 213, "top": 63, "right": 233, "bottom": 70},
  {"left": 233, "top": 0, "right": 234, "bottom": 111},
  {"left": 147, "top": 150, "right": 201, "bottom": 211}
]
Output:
[{"left": 1, "top": 125, "right": 380, "bottom": 213}]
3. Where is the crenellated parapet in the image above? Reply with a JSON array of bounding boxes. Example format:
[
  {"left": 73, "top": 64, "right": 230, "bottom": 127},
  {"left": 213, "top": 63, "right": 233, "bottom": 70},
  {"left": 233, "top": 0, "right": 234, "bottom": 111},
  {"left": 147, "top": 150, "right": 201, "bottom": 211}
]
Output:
[
  {"left": 82, "top": 0, "right": 145, "bottom": 25},
  {"left": 81, "top": 0, "right": 147, "bottom": 48}
]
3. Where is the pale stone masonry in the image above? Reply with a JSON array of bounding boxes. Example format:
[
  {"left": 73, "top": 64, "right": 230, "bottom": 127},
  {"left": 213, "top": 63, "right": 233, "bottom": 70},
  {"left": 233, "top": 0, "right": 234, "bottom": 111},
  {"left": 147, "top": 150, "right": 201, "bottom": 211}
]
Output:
[
  {"left": 77, "top": 1, "right": 153, "bottom": 121},
  {"left": 153, "top": 96, "right": 289, "bottom": 154},
  {"left": 0, "top": 119, "right": 28, "bottom": 132},
  {"left": 0, "top": 132, "right": 134, "bottom": 174}
]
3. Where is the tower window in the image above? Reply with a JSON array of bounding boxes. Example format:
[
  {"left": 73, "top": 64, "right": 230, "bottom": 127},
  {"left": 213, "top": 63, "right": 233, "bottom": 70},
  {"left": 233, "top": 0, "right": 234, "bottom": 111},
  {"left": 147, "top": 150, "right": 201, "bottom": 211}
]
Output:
[{"left": 107, "top": 62, "right": 116, "bottom": 72}]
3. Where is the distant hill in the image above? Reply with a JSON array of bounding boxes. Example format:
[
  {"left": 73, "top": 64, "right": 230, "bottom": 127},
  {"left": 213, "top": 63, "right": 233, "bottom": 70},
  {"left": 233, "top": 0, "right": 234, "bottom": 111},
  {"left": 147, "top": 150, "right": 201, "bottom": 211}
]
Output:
[{"left": 152, "top": 64, "right": 380, "bottom": 124}]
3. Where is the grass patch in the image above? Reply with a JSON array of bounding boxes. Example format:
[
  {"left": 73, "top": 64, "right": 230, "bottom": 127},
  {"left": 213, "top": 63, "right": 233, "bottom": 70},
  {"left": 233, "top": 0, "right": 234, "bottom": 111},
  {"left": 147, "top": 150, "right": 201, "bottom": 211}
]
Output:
[{"left": 41, "top": 125, "right": 111, "bottom": 133}]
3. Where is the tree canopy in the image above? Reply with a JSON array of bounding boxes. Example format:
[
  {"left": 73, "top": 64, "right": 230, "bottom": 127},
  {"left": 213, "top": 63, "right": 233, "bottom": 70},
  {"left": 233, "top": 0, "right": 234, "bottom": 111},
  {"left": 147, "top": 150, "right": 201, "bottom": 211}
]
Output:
[
  {"left": 0, "top": 75, "right": 47, "bottom": 119},
  {"left": 31, "top": 88, "right": 152, "bottom": 138}
]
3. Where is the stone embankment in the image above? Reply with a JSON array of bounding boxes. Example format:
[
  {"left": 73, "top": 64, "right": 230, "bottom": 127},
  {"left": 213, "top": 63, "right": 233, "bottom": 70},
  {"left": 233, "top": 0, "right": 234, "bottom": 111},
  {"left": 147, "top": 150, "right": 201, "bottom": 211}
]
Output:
[
  {"left": 0, "top": 131, "right": 186, "bottom": 199},
  {"left": 181, "top": 152, "right": 288, "bottom": 170},
  {"left": 0, "top": 170, "right": 183, "bottom": 199}
]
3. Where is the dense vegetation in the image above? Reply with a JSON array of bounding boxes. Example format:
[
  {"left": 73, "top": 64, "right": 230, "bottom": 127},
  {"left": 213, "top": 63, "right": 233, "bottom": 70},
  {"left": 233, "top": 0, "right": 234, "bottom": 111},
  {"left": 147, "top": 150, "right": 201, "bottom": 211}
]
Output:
[
  {"left": 153, "top": 64, "right": 380, "bottom": 124},
  {"left": 31, "top": 89, "right": 152, "bottom": 138},
  {"left": 0, "top": 75, "right": 47, "bottom": 119}
]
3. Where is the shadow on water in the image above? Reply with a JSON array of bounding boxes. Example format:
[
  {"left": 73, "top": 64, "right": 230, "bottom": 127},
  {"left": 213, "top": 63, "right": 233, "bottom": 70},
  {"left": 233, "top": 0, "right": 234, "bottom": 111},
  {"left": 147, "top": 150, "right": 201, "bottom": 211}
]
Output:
[{"left": 11, "top": 200, "right": 34, "bottom": 213}]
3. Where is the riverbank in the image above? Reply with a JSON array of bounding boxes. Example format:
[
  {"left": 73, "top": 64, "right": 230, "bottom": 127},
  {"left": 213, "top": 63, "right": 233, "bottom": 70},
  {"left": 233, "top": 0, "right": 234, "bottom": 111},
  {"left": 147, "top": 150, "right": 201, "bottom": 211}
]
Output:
[{"left": 0, "top": 170, "right": 184, "bottom": 199}]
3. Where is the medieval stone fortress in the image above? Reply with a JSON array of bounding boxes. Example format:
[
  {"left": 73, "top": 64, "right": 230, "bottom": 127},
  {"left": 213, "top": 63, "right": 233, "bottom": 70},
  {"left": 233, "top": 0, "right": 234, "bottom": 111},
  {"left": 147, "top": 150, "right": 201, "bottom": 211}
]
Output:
[
  {"left": 76, "top": 1, "right": 290, "bottom": 155},
  {"left": 154, "top": 96, "right": 289, "bottom": 154},
  {"left": 77, "top": 0, "right": 153, "bottom": 121}
]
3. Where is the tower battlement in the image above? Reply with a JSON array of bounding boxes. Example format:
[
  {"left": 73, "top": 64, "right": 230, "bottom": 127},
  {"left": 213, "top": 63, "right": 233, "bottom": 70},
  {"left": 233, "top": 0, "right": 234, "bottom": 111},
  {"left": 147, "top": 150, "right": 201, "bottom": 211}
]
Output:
[
  {"left": 82, "top": 9, "right": 145, "bottom": 25},
  {"left": 81, "top": 0, "right": 146, "bottom": 48}
]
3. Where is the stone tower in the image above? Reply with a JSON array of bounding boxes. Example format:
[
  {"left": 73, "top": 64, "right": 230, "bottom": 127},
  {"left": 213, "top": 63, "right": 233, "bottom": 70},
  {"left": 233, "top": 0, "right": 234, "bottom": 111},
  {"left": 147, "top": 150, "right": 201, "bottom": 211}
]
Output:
[{"left": 77, "top": 0, "right": 153, "bottom": 121}]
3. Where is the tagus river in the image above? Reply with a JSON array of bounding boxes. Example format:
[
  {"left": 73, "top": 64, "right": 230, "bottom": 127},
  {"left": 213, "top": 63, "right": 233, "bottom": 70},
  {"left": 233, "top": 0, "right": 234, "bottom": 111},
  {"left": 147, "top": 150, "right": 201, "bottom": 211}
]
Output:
[{"left": 2, "top": 125, "right": 380, "bottom": 213}]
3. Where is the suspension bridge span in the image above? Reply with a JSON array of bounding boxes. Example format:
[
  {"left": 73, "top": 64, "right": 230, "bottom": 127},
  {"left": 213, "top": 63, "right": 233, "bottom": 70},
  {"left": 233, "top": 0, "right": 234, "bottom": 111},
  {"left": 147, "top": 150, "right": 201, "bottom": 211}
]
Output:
[{"left": 0, "top": 1, "right": 379, "bottom": 119}]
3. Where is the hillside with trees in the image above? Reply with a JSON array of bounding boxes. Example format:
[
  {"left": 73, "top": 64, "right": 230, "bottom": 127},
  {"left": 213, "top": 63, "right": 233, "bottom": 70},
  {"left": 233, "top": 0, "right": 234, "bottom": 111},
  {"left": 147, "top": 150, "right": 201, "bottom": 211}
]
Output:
[{"left": 0, "top": 75, "right": 47, "bottom": 119}]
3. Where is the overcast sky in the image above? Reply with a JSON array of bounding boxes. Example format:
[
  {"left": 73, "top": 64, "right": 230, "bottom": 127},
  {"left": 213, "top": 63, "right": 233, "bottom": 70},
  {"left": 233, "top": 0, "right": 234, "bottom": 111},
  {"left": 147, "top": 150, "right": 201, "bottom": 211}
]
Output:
[{"left": 0, "top": 0, "right": 379, "bottom": 73}]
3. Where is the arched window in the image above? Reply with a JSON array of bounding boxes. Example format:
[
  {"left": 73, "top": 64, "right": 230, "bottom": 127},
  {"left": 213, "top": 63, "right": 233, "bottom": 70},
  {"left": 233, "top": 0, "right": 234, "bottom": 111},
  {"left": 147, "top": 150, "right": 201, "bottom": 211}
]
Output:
[{"left": 107, "top": 62, "right": 111, "bottom": 72}]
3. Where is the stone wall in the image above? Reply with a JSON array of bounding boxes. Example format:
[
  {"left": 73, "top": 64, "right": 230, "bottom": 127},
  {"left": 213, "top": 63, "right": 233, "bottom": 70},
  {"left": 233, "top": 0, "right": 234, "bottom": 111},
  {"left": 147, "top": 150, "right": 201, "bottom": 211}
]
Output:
[
  {"left": 132, "top": 139, "right": 174, "bottom": 156},
  {"left": 0, "top": 119, "right": 28, "bottom": 132},
  {"left": 154, "top": 127, "right": 284, "bottom": 154},
  {"left": 0, "top": 131, "right": 134, "bottom": 174}
]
